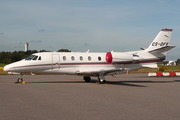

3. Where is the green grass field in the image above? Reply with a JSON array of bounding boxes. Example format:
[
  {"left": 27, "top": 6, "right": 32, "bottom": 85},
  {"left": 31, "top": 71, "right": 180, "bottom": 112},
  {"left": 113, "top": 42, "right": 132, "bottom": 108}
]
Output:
[
  {"left": 0, "top": 63, "right": 7, "bottom": 75},
  {"left": 0, "top": 63, "right": 6, "bottom": 67},
  {"left": 130, "top": 66, "right": 180, "bottom": 73}
]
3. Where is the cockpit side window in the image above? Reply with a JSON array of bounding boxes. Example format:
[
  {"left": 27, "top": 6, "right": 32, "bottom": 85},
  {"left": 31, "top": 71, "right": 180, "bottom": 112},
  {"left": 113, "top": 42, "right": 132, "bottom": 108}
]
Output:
[
  {"left": 32, "top": 56, "right": 38, "bottom": 60},
  {"left": 25, "top": 55, "right": 35, "bottom": 60},
  {"left": 38, "top": 56, "right": 41, "bottom": 60}
]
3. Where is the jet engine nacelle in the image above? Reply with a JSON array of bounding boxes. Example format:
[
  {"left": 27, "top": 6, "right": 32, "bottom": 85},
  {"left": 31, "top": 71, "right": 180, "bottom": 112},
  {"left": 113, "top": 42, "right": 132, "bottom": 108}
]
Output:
[{"left": 106, "top": 52, "right": 133, "bottom": 63}]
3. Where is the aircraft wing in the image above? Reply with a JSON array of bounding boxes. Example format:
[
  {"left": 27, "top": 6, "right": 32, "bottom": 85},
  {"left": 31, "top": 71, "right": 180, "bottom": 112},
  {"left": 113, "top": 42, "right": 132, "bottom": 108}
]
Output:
[{"left": 75, "top": 68, "right": 128, "bottom": 76}]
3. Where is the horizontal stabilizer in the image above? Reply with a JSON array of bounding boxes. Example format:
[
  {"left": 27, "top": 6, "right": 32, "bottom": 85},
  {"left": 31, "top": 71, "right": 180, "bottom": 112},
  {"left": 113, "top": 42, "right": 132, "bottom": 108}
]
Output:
[{"left": 148, "top": 46, "right": 175, "bottom": 54}]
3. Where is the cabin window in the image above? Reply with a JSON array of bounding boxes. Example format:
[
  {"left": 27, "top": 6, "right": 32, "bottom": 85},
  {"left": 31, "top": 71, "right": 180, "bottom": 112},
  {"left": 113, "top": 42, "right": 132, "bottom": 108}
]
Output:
[
  {"left": 88, "top": 56, "right": 91, "bottom": 61},
  {"left": 63, "top": 56, "right": 66, "bottom": 60},
  {"left": 71, "top": 56, "right": 75, "bottom": 61},
  {"left": 80, "top": 56, "right": 83, "bottom": 61},
  {"left": 38, "top": 56, "right": 41, "bottom": 60},
  {"left": 98, "top": 56, "right": 101, "bottom": 61},
  {"left": 25, "top": 55, "right": 35, "bottom": 60},
  {"left": 32, "top": 56, "right": 38, "bottom": 60}
]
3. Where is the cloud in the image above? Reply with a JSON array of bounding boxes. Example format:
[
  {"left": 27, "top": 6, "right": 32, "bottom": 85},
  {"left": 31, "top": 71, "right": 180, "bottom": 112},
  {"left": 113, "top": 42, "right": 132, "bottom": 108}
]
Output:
[
  {"left": 0, "top": 33, "right": 4, "bottom": 35},
  {"left": 84, "top": 43, "right": 89, "bottom": 46},
  {"left": 38, "top": 29, "right": 45, "bottom": 32},
  {"left": 30, "top": 40, "right": 42, "bottom": 43}
]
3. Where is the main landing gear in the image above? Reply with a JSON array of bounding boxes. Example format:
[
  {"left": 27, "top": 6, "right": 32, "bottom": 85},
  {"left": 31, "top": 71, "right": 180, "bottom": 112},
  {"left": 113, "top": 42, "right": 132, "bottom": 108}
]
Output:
[
  {"left": 83, "top": 76, "right": 91, "bottom": 82},
  {"left": 97, "top": 74, "right": 106, "bottom": 84},
  {"left": 83, "top": 75, "right": 106, "bottom": 84}
]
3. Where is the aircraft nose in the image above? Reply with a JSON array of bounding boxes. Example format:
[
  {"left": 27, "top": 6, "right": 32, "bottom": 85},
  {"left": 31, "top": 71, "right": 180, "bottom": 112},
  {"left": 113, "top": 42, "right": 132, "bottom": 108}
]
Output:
[
  {"left": 3, "top": 65, "right": 9, "bottom": 72},
  {"left": 4, "top": 65, "right": 12, "bottom": 72}
]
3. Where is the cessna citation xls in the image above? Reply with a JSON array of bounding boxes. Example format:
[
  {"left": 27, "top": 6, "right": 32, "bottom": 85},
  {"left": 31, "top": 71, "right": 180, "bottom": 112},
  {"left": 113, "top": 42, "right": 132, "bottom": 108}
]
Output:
[{"left": 4, "top": 28, "right": 175, "bottom": 83}]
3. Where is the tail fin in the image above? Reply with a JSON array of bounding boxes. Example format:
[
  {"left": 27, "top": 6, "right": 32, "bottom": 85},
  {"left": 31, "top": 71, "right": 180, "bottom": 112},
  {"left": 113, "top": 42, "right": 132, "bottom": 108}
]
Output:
[
  {"left": 140, "top": 29, "right": 175, "bottom": 68},
  {"left": 145, "top": 28, "right": 175, "bottom": 57}
]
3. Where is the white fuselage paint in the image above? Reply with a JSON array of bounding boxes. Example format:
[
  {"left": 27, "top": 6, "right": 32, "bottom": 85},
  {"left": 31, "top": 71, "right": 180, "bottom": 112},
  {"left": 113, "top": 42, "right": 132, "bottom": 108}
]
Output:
[
  {"left": 3, "top": 29, "right": 175, "bottom": 82},
  {"left": 4, "top": 51, "right": 161, "bottom": 75}
]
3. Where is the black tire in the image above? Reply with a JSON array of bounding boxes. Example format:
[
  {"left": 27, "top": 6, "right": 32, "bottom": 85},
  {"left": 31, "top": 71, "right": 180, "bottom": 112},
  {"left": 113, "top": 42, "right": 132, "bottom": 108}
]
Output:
[
  {"left": 83, "top": 76, "right": 91, "bottom": 82},
  {"left": 17, "top": 78, "right": 23, "bottom": 83},
  {"left": 100, "top": 80, "right": 106, "bottom": 84}
]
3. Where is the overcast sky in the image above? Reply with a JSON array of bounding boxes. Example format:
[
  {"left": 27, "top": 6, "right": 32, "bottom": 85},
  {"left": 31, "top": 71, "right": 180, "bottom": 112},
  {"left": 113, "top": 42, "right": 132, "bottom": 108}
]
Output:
[{"left": 0, "top": 0, "right": 180, "bottom": 60}]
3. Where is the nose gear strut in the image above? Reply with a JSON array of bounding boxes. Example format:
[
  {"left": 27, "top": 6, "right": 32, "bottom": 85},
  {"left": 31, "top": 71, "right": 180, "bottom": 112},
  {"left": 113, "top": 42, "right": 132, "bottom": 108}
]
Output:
[{"left": 17, "top": 73, "right": 25, "bottom": 83}]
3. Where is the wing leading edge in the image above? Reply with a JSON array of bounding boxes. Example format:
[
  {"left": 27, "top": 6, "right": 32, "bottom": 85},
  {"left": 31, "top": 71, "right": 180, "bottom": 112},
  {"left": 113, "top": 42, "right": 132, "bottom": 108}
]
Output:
[{"left": 75, "top": 68, "right": 128, "bottom": 76}]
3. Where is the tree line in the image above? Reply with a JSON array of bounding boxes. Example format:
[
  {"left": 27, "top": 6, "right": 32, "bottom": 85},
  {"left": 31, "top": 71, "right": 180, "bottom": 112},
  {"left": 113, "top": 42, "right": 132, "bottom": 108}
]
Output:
[{"left": 0, "top": 49, "right": 71, "bottom": 64}]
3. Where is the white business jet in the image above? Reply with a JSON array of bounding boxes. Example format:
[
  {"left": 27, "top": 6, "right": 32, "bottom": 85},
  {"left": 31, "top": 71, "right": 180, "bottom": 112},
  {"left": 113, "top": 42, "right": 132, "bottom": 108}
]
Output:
[{"left": 4, "top": 28, "right": 175, "bottom": 83}]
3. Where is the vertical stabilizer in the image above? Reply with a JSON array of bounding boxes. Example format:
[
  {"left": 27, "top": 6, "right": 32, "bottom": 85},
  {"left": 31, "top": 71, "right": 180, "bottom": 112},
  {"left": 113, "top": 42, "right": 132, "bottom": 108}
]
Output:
[
  {"left": 146, "top": 28, "right": 173, "bottom": 52},
  {"left": 141, "top": 28, "right": 175, "bottom": 68}
]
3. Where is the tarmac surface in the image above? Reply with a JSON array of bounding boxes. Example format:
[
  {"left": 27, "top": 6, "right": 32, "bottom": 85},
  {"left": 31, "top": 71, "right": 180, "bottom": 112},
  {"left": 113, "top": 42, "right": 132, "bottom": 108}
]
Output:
[{"left": 1, "top": 74, "right": 180, "bottom": 120}]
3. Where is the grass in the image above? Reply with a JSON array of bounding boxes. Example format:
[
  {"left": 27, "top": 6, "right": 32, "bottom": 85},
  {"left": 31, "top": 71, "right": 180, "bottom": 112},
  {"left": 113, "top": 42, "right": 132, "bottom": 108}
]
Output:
[
  {"left": 130, "top": 66, "right": 180, "bottom": 73},
  {"left": 0, "top": 63, "right": 7, "bottom": 75},
  {"left": 0, "top": 63, "right": 6, "bottom": 67},
  {"left": 0, "top": 69, "right": 7, "bottom": 75},
  {"left": 130, "top": 68, "right": 159, "bottom": 73}
]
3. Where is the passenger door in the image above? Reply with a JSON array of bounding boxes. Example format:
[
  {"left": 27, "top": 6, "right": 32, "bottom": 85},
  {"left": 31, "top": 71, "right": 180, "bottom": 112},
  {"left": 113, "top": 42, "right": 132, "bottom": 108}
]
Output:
[{"left": 52, "top": 54, "right": 60, "bottom": 70}]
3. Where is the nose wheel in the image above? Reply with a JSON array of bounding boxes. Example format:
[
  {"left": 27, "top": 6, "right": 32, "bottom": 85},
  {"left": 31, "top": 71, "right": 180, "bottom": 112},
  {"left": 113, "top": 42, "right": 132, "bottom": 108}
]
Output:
[
  {"left": 17, "top": 78, "right": 23, "bottom": 83},
  {"left": 16, "top": 73, "right": 25, "bottom": 83}
]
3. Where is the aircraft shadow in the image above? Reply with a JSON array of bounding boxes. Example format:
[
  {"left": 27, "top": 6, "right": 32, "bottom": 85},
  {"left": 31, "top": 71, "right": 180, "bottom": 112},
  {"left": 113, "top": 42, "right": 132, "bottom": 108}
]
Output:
[
  {"left": 104, "top": 80, "right": 178, "bottom": 87},
  {"left": 24, "top": 79, "right": 180, "bottom": 87},
  {"left": 26, "top": 81, "right": 85, "bottom": 84},
  {"left": 88, "top": 79, "right": 145, "bottom": 87},
  {"left": 174, "top": 80, "right": 180, "bottom": 82}
]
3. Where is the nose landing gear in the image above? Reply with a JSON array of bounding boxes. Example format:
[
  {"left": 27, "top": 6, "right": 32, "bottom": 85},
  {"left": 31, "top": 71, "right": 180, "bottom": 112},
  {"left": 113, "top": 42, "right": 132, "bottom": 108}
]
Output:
[
  {"left": 17, "top": 78, "right": 23, "bottom": 83},
  {"left": 16, "top": 73, "right": 25, "bottom": 83}
]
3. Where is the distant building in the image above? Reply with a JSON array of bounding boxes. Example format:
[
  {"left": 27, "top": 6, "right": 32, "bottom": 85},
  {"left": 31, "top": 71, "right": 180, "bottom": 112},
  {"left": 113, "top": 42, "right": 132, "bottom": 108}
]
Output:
[
  {"left": 25, "top": 42, "right": 29, "bottom": 52},
  {"left": 167, "top": 60, "right": 176, "bottom": 66}
]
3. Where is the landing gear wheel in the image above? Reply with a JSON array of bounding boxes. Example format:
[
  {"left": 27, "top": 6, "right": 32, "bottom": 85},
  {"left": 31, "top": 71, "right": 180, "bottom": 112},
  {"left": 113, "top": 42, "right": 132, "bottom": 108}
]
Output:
[
  {"left": 100, "top": 79, "right": 106, "bottom": 84},
  {"left": 97, "top": 75, "right": 106, "bottom": 84},
  {"left": 17, "top": 78, "right": 23, "bottom": 83},
  {"left": 83, "top": 76, "right": 91, "bottom": 82}
]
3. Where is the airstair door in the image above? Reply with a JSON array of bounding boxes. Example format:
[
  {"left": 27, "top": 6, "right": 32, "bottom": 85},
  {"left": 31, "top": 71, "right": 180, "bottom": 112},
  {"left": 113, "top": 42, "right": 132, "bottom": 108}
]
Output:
[{"left": 52, "top": 54, "right": 60, "bottom": 70}]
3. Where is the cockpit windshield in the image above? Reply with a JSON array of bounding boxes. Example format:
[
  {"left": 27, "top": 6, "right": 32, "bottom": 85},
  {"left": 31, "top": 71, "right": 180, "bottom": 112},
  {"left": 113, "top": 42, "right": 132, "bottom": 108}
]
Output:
[
  {"left": 25, "top": 55, "right": 35, "bottom": 60},
  {"left": 25, "top": 55, "right": 41, "bottom": 60}
]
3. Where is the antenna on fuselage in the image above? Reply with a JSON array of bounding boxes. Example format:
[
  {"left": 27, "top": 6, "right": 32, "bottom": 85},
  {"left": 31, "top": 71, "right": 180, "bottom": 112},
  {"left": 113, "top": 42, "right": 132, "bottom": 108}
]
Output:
[{"left": 86, "top": 50, "right": 90, "bottom": 53}]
